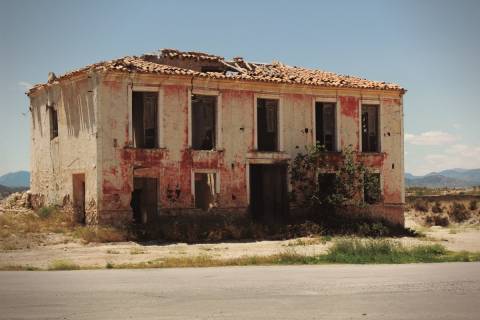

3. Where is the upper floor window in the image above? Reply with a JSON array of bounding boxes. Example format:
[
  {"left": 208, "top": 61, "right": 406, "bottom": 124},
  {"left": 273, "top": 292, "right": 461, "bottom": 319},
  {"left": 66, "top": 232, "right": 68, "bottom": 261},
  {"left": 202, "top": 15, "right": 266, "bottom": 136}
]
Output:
[
  {"left": 361, "top": 104, "right": 379, "bottom": 152},
  {"left": 132, "top": 92, "right": 158, "bottom": 148},
  {"left": 257, "top": 98, "right": 279, "bottom": 151},
  {"left": 192, "top": 94, "right": 217, "bottom": 150},
  {"left": 48, "top": 106, "right": 58, "bottom": 140},
  {"left": 315, "top": 102, "right": 336, "bottom": 151}
]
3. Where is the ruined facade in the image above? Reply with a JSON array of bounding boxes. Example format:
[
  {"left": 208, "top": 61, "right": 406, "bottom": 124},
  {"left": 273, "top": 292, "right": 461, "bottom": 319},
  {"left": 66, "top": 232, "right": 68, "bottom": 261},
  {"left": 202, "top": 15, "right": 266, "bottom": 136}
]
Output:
[{"left": 28, "top": 49, "right": 406, "bottom": 227}]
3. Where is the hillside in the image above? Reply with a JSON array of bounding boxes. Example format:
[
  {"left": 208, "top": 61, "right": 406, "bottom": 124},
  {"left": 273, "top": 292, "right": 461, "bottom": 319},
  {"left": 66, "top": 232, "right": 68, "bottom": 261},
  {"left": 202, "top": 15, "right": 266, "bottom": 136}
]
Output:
[
  {"left": 0, "top": 171, "right": 30, "bottom": 188},
  {"left": 405, "top": 169, "right": 480, "bottom": 188}
]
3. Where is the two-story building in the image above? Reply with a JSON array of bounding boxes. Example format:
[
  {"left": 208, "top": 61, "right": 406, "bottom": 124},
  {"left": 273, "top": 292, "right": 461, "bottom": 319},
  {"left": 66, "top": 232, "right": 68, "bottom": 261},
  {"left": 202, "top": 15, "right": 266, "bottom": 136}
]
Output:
[{"left": 27, "top": 49, "right": 405, "bottom": 228}]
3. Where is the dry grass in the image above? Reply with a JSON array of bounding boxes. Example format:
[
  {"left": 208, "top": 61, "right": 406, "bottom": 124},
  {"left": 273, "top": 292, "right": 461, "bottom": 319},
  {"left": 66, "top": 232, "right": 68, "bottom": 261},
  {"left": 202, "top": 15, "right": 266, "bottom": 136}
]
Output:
[
  {"left": 285, "top": 236, "right": 331, "bottom": 247},
  {"left": 48, "top": 259, "right": 81, "bottom": 271},
  {"left": 0, "top": 208, "right": 74, "bottom": 235},
  {"left": 0, "top": 209, "right": 73, "bottom": 250},
  {"left": 0, "top": 264, "right": 40, "bottom": 271},
  {"left": 105, "top": 239, "right": 480, "bottom": 269},
  {"left": 0, "top": 207, "right": 130, "bottom": 250},
  {"left": 72, "top": 226, "right": 129, "bottom": 244},
  {"left": 129, "top": 247, "right": 146, "bottom": 255}
]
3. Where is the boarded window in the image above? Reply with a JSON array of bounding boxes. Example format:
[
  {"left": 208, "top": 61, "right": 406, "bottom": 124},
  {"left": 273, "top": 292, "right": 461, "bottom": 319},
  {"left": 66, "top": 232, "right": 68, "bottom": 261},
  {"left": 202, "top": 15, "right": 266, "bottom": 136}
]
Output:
[
  {"left": 132, "top": 92, "right": 158, "bottom": 148},
  {"left": 361, "top": 105, "right": 379, "bottom": 152},
  {"left": 194, "top": 172, "right": 216, "bottom": 211},
  {"left": 49, "top": 106, "right": 58, "bottom": 140},
  {"left": 192, "top": 95, "right": 216, "bottom": 150},
  {"left": 364, "top": 172, "right": 381, "bottom": 204},
  {"left": 257, "top": 98, "right": 278, "bottom": 151},
  {"left": 315, "top": 102, "right": 336, "bottom": 151}
]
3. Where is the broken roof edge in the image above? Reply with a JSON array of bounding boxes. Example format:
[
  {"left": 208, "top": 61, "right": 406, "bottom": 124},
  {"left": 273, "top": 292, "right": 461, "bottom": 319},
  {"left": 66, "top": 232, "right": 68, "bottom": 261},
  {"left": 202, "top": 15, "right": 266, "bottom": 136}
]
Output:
[{"left": 27, "top": 49, "right": 406, "bottom": 95}]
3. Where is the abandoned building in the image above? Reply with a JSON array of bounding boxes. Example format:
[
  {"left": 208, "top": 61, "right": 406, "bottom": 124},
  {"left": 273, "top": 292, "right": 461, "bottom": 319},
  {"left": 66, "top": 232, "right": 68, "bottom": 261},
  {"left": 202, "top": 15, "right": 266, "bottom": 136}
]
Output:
[{"left": 27, "top": 49, "right": 406, "bottom": 228}]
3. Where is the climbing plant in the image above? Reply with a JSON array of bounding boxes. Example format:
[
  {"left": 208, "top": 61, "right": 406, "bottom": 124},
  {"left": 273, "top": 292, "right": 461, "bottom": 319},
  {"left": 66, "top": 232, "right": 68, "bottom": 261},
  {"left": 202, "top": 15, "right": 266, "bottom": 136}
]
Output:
[{"left": 290, "top": 144, "right": 380, "bottom": 213}]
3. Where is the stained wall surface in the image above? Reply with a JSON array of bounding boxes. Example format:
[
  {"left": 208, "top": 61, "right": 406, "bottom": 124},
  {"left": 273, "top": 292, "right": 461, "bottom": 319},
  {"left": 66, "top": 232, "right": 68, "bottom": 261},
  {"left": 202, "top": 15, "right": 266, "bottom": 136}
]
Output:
[
  {"left": 30, "top": 69, "right": 404, "bottom": 226},
  {"left": 29, "top": 75, "right": 99, "bottom": 223},
  {"left": 94, "top": 73, "right": 404, "bottom": 225}
]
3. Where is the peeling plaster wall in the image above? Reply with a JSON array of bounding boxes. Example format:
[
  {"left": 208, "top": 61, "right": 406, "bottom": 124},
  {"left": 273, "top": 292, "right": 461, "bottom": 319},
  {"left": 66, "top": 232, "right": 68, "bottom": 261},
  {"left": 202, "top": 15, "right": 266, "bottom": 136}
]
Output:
[
  {"left": 31, "top": 71, "right": 404, "bottom": 226},
  {"left": 29, "top": 75, "right": 99, "bottom": 223}
]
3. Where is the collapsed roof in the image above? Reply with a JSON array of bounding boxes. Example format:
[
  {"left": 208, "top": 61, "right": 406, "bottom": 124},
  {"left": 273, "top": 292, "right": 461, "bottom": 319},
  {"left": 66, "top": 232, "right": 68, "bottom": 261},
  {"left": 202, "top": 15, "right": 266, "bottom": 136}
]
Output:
[{"left": 28, "top": 48, "right": 404, "bottom": 94}]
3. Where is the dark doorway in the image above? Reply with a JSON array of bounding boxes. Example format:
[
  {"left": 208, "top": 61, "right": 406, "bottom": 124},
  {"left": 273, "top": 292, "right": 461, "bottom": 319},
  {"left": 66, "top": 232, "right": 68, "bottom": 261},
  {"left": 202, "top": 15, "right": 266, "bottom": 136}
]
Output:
[
  {"left": 249, "top": 164, "right": 288, "bottom": 223},
  {"left": 72, "top": 174, "right": 86, "bottom": 224},
  {"left": 131, "top": 177, "right": 158, "bottom": 224}
]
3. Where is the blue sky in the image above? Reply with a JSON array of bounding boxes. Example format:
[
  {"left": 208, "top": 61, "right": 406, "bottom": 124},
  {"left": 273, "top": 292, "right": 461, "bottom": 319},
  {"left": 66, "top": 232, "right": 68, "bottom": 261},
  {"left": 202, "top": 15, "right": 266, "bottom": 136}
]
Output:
[{"left": 1, "top": 0, "right": 479, "bottom": 176}]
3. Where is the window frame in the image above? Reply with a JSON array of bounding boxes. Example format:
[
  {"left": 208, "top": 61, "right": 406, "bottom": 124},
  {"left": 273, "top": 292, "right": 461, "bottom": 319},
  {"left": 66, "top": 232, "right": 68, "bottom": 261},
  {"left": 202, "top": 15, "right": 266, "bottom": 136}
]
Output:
[
  {"left": 128, "top": 85, "right": 163, "bottom": 149},
  {"left": 254, "top": 94, "right": 283, "bottom": 152},
  {"left": 48, "top": 104, "right": 58, "bottom": 140},
  {"left": 313, "top": 98, "right": 339, "bottom": 152},
  {"left": 361, "top": 103, "right": 381, "bottom": 153},
  {"left": 316, "top": 171, "right": 337, "bottom": 200},
  {"left": 363, "top": 171, "right": 383, "bottom": 204},
  {"left": 191, "top": 169, "right": 220, "bottom": 209},
  {"left": 188, "top": 89, "right": 222, "bottom": 150}
]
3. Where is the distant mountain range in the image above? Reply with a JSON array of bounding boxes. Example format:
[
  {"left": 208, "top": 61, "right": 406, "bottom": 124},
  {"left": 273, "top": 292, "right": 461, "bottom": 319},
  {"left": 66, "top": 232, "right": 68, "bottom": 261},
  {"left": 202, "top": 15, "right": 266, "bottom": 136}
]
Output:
[
  {"left": 405, "top": 169, "right": 480, "bottom": 188},
  {"left": 0, "top": 171, "right": 30, "bottom": 188}
]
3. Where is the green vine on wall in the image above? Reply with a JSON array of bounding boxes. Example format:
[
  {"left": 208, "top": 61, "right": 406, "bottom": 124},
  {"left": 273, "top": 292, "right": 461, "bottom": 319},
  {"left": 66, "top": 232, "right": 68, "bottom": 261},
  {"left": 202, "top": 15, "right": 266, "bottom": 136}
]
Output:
[{"left": 290, "top": 143, "right": 381, "bottom": 214}]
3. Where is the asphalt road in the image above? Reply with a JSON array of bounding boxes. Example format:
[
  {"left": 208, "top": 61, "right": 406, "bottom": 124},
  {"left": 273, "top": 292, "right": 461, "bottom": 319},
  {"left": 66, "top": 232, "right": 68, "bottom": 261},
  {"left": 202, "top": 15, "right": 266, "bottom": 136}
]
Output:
[{"left": 0, "top": 263, "right": 479, "bottom": 320}]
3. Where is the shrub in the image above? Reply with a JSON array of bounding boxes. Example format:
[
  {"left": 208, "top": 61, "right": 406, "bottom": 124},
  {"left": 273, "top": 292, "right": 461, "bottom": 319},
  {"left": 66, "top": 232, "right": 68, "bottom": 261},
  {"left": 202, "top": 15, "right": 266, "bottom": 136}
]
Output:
[
  {"left": 48, "top": 259, "right": 80, "bottom": 271},
  {"left": 325, "top": 238, "right": 447, "bottom": 264},
  {"left": 285, "top": 221, "right": 324, "bottom": 238},
  {"left": 431, "top": 201, "right": 443, "bottom": 213},
  {"left": 73, "top": 226, "right": 129, "bottom": 243},
  {"left": 37, "top": 206, "right": 56, "bottom": 219},
  {"left": 425, "top": 213, "right": 449, "bottom": 226},
  {"left": 469, "top": 200, "right": 478, "bottom": 211},
  {"left": 449, "top": 202, "right": 470, "bottom": 222},
  {"left": 290, "top": 144, "right": 369, "bottom": 210},
  {"left": 414, "top": 199, "right": 429, "bottom": 212},
  {"left": 357, "top": 222, "right": 389, "bottom": 237}
]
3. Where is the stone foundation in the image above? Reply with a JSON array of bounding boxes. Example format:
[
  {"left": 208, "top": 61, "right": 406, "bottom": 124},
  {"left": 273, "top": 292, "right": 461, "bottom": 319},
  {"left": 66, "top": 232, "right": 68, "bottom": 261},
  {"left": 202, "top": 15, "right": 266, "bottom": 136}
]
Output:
[
  {"left": 365, "top": 203, "right": 405, "bottom": 226},
  {"left": 97, "top": 209, "right": 133, "bottom": 227}
]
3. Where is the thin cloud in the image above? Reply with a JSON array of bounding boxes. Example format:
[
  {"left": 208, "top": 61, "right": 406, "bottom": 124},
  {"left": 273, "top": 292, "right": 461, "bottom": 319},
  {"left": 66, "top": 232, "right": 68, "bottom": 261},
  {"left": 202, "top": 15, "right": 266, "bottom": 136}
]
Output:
[
  {"left": 405, "top": 131, "right": 458, "bottom": 146},
  {"left": 415, "top": 144, "right": 480, "bottom": 173},
  {"left": 18, "top": 81, "right": 33, "bottom": 91}
]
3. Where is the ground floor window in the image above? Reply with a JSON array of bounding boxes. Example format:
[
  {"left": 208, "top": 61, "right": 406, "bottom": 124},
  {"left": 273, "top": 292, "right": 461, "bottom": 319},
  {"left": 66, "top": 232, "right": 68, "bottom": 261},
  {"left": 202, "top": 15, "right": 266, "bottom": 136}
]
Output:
[
  {"left": 364, "top": 172, "right": 381, "bottom": 204},
  {"left": 317, "top": 172, "right": 336, "bottom": 202},
  {"left": 194, "top": 172, "right": 217, "bottom": 211}
]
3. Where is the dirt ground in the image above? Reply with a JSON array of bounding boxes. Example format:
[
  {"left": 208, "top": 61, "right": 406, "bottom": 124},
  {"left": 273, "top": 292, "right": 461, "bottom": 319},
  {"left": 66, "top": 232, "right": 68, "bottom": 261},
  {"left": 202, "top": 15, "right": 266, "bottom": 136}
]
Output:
[
  {"left": 0, "top": 213, "right": 479, "bottom": 269},
  {"left": 1, "top": 191, "right": 480, "bottom": 269}
]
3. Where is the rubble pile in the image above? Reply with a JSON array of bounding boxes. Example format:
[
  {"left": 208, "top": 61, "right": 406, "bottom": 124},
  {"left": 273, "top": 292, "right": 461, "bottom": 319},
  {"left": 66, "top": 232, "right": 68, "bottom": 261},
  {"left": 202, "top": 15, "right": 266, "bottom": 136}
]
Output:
[{"left": 0, "top": 191, "right": 32, "bottom": 213}]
